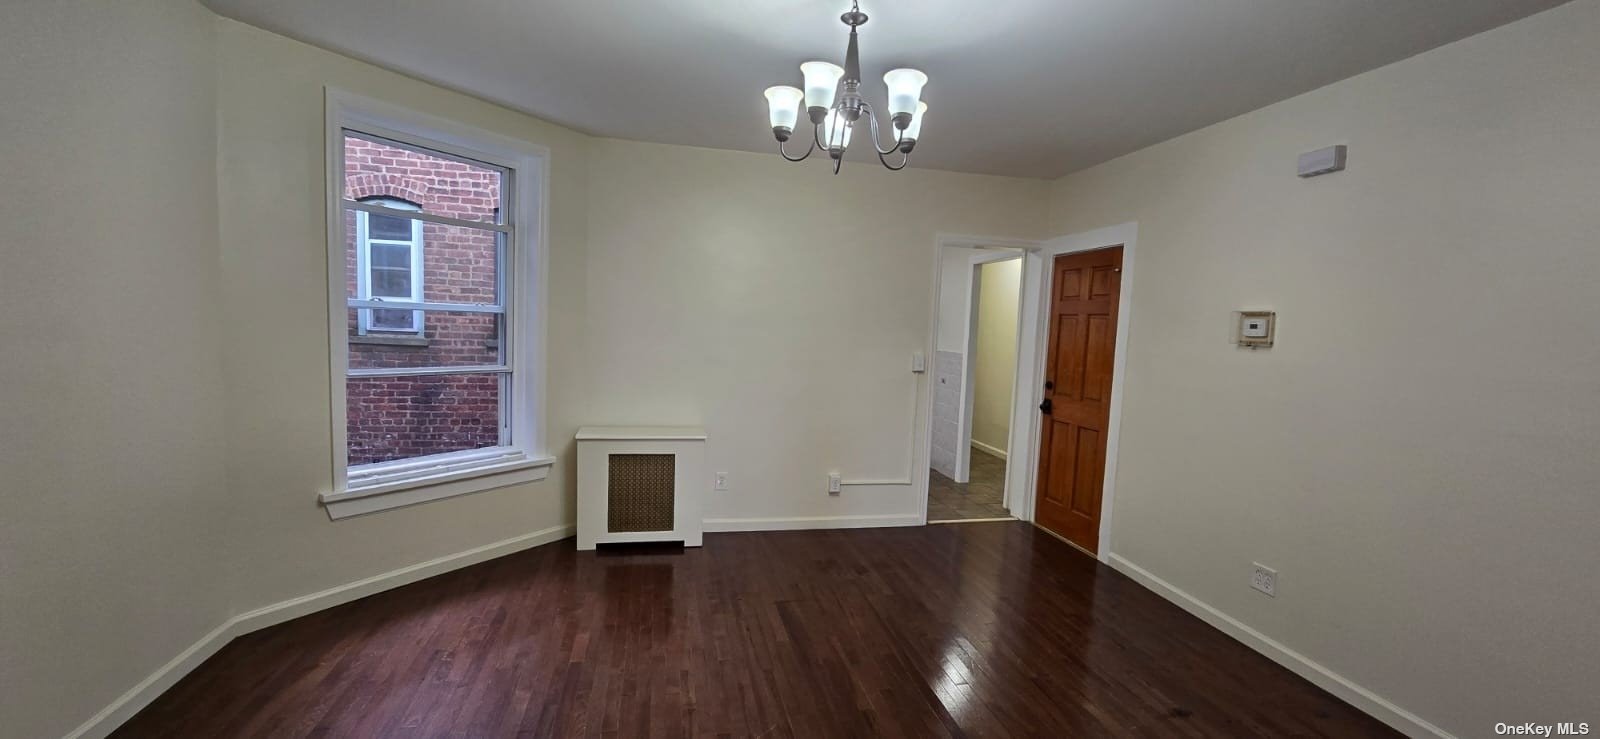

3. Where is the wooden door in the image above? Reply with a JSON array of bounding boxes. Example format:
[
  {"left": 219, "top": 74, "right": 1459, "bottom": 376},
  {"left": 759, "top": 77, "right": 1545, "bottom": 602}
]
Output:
[{"left": 1035, "top": 246, "right": 1122, "bottom": 553}]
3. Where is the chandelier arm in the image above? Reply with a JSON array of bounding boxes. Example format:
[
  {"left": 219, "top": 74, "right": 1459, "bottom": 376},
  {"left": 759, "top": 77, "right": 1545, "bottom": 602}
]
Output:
[
  {"left": 779, "top": 133, "right": 817, "bottom": 162},
  {"left": 876, "top": 148, "right": 911, "bottom": 171},
  {"left": 859, "top": 103, "right": 906, "bottom": 157}
]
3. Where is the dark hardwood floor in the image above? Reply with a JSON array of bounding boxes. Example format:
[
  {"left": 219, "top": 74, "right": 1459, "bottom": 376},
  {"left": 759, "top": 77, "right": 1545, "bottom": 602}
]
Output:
[{"left": 114, "top": 522, "right": 1399, "bottom": 738}]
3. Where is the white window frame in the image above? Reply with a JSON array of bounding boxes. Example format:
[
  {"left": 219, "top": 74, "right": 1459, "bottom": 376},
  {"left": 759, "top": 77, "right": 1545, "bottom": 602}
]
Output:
[
  {"left": 320, "top": 89, "right": 552, "bottom": 520},
  {"left": 354, "top": 197, "right": 425, "bottom": 334}
]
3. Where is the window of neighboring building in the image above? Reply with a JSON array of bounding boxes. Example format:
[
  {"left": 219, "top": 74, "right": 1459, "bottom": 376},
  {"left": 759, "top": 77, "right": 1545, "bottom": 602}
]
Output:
[
  {"left": 355, "top": 197, "right": 424, "bottom": 334},
  {"left": 322, "top": 90, "right": 551, "bottom": 519}
]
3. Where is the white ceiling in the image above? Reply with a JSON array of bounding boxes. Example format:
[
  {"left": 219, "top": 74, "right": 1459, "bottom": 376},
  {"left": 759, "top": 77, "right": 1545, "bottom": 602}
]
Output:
[{"left": 203, "top": 0, "right": 1570, "bottom": 178}]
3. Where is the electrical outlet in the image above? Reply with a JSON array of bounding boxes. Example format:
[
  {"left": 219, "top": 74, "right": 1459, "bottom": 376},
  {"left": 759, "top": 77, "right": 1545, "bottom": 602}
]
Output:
[
  {"left": 714, "top": 472, "right": 729, "bottom": 492},
  {"left": 1251, "top": 563, "right": 1277, "bottom": 597},
  {"left": 827, "top": 472, "right": 841, "bottom": 495}
]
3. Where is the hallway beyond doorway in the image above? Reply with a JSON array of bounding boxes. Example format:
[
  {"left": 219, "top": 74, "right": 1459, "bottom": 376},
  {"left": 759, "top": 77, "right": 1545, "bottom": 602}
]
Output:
[{"left": 928, "top": 450, "right": 1012, "bottom": 521}]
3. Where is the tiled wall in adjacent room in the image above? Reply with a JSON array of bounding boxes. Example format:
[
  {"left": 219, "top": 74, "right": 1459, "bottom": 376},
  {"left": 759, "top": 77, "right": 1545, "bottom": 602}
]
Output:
[{"left": 930, "top": 350, "right": 963, "bottom": 479}]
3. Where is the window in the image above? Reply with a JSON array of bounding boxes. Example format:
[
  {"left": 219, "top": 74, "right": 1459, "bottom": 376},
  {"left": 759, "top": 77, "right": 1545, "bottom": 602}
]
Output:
[
  {"left": 321, "top": 91, "right": 550, "bottom": 519},
  {"left": 355, "top": 198, "right": 424, "bottom": 334}
]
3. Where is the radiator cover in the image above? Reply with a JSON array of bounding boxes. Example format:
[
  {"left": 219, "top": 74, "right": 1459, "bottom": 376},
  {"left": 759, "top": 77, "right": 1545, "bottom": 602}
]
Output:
[{"left": 575, "top": 426, "right": 706, "bottom": 550}]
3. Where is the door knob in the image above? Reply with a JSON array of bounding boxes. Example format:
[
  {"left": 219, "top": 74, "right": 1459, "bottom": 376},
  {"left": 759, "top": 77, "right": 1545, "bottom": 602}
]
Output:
[{"left": 1039, "top": 398, "right": 1053, "bottom": 414}]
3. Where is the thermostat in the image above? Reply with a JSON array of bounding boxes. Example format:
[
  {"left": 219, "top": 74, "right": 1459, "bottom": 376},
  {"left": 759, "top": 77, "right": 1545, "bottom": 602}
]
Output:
[
  {"left": 1236, "top": 311, "right": 1275, "bottom": 349},
  {"left": 1298, "top": 145, "right": 1347, "bottom": 178}
]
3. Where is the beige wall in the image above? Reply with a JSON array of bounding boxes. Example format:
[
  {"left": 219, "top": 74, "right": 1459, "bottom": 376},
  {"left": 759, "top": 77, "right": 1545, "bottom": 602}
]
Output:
[
  {"left": 212, "top": 18, "right": 592, "bottom": 612},
  {"left": 971, "top": 259, "right": 1021, "bottom": 454},
  {"left": 2, "top": 10, "right": 1045, "bottom": 734},
  {"left": 583, "top": 140, "right": 1046, "bottom": 523},
  {"left": 1048, "top": 0, "right": 1600, "bottom": 733},
  {"left": 0, "top": 2, "right": 230, "bottom": 737}
]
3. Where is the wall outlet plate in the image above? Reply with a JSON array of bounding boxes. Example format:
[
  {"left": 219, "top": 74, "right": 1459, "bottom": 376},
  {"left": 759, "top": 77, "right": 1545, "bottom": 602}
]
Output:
[
  {"left": 828, "top": 472, "right": 842, "bottom": 495},
  {"left": 1251, "top": 563, "right": 1278, "bottom": 597},
  {"left": 714, "top": 472, "right": 729, "bottom": 491}
]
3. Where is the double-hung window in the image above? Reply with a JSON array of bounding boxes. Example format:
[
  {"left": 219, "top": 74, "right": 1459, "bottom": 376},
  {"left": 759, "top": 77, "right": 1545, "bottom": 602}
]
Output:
[{"left": 321, "top": 91, "right": 550, "bottom": 519}]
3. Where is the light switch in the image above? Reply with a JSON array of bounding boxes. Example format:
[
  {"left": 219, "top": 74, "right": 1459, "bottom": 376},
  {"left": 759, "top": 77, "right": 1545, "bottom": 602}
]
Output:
[{"left": 911, "top": 351, "right": 927, "bottom": 373}]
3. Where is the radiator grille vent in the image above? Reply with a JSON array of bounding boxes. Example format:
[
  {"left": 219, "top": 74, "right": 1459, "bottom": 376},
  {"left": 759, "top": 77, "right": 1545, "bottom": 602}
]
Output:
[{"left": 607, "top": 454, "right": 675, "bottom": 533}]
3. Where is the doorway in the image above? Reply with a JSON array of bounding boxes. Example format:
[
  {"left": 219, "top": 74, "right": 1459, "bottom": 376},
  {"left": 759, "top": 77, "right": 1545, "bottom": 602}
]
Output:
[{"left": 927, "top": 247, "right": 1024, "bottom": 523}]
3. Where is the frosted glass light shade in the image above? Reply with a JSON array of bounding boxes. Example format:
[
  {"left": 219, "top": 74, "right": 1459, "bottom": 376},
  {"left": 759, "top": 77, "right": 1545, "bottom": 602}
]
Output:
[
  {"left": 903, "top": 101, "right": 928, "bottom": 141},
  {"left": 800, "top": 61, "right": 845, "bottom": 110},
  {"left": 822, "top": 108, "right": 853, "bottom": 151},
  {"left": 763, "top": 86, "right": 804, "bottom": 130},
  {"left": 882, "top": 68, "right": 928, "bottom": 117}
]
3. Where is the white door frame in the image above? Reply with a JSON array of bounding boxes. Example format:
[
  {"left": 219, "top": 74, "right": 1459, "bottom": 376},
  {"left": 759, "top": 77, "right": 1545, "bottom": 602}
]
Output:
[
  {"left": 1004, "top": 222, "right": 1138, "bottom": 561},
  {"left": 954, "top": 250, "right": 1025, "bottom": 488},
  {"left": 922, "top": 234, "right": 1042, "bottom": 525}
]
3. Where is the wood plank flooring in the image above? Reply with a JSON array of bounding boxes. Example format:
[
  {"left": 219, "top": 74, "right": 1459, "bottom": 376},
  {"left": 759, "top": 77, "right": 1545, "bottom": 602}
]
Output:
[{"left": 114, "top": 522, "right": 1399, "bottom": 738}]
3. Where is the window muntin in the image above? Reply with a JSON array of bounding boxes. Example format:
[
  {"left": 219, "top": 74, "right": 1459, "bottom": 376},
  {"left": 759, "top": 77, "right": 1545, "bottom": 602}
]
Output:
[
  {"left": 338, "top": 127, "right": 523, "bottom": 487},
  {"left": 344, "top": 309, "right": 503, "bottom": 370}
]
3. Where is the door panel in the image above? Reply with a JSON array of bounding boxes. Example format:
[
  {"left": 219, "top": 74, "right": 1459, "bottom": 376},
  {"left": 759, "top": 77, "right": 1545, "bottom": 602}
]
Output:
[
  {"left": 1035, "top": 246, "right": 1122, "bottom": 553},
  {"left": 1053, "top": 316, "right": 1082, "bottom": 400},
  {"left": 1042, "top": 422, "right": 1076, "bottom": 507},
  {"left": 1083, "top": 315, "right": 1112, "bottom": 403},
  {"left": 1070, "top": 426, "right": 1101, "bottom": 516}
]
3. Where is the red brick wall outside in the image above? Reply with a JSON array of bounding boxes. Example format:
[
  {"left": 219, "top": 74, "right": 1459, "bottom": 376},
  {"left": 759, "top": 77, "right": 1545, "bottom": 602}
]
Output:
[{"left": 343, "top": 135, "right": 507, "bottom": 466}]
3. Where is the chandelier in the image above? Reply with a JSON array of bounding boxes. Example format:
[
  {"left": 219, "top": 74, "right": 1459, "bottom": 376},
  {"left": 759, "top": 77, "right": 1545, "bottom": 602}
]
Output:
[{"left": 761, "top": 1, "right": 928, "bottom": 174}]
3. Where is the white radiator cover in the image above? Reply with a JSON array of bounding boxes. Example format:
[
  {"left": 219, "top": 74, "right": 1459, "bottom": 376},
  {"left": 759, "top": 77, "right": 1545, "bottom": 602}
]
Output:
[{"left": 575, "top": 426, "right": 706, "bottom": 550}]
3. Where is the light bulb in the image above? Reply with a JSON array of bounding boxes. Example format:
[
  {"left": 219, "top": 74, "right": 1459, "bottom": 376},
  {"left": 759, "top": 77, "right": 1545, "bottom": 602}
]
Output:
[
  {"left": 800, "top": 61, "right": 845, "bottom": 113},
  {"left": 822, "top": 108, "right": 853, "bottom": 153},
  {"left": 902, "top": 101, "right": 928, "bottom": 142},
  {"left": 763, "top": 86, "right": 803, "bottom": 137},
  {"left": 882, "top": 68, "right": 928, "bottom": 120}
]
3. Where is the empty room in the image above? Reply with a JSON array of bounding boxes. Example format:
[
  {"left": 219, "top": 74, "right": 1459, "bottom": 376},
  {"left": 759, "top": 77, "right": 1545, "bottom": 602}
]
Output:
[{"left": 3, "top": 1, "right": 1597, "bottom": 737}]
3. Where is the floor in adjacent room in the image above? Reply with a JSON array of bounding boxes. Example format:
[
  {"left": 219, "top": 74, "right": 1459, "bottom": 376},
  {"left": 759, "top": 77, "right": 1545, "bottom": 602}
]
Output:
[
  {"left": 114, "top": 522, "right": 1399, "bottom": 738},
  {"left": 927, "top": 449, "right": 1011, "bottom": 521}
]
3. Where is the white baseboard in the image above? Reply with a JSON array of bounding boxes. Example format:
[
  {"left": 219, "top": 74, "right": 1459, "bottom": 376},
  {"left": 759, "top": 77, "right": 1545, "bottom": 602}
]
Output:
[
  {"left": 66, "top": 523, "right": 575, "bottom": 739},
  {"left": 1105, "top": 553, "right": 1454, "bottom": 739},
  {"left": 703, "top": 514, "right": 923, "bottom": 532},
  {"left": 969, "top": 440, "right": 1008, "bottom": 460}
]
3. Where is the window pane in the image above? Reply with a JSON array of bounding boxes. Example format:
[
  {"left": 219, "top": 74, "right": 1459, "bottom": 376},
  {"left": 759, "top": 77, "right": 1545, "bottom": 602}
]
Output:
[
  {"left": 347, "top": 214, "right": 501, "bottom": 305},
  {"left": 346, "top": 373, "right": 505, "bottom": 466},
  {"left": 368, "top": 308, "right": 416, "bottom": 332},
  {"left": 372, "top": 270, "right": 412, "bottom": 300},
  {"left": 368, "top": 213, "right": 414, "bottom": 240},
  {"left": 343, "top": 132, "right": 504, "bottom": 224},
  {"left": 347, "top": 309, "right": 504, "bottom": 368},
  {"left": 370, "top": 243, "right": 411, "bottom": 269}
]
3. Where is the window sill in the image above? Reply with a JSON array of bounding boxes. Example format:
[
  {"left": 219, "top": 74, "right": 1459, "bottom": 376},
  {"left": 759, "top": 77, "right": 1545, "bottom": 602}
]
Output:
[
  {"left": 350, "top": 333, "right": 430, "bottom": 348},
  {"left": 320, "top": 451, "right": 555, "bottom": 520}
]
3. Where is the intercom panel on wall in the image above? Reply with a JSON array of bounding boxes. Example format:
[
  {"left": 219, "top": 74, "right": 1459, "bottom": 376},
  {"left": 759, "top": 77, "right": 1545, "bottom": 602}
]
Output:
[{"left": 1234, "top": 311, "right": 1276, "bottom": 349}]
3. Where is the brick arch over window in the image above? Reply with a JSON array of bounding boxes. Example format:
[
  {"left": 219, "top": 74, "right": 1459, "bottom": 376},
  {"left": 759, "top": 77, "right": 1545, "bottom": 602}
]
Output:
[{"left": 344, "top": 173, "right": 430, "bottom": 207}]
